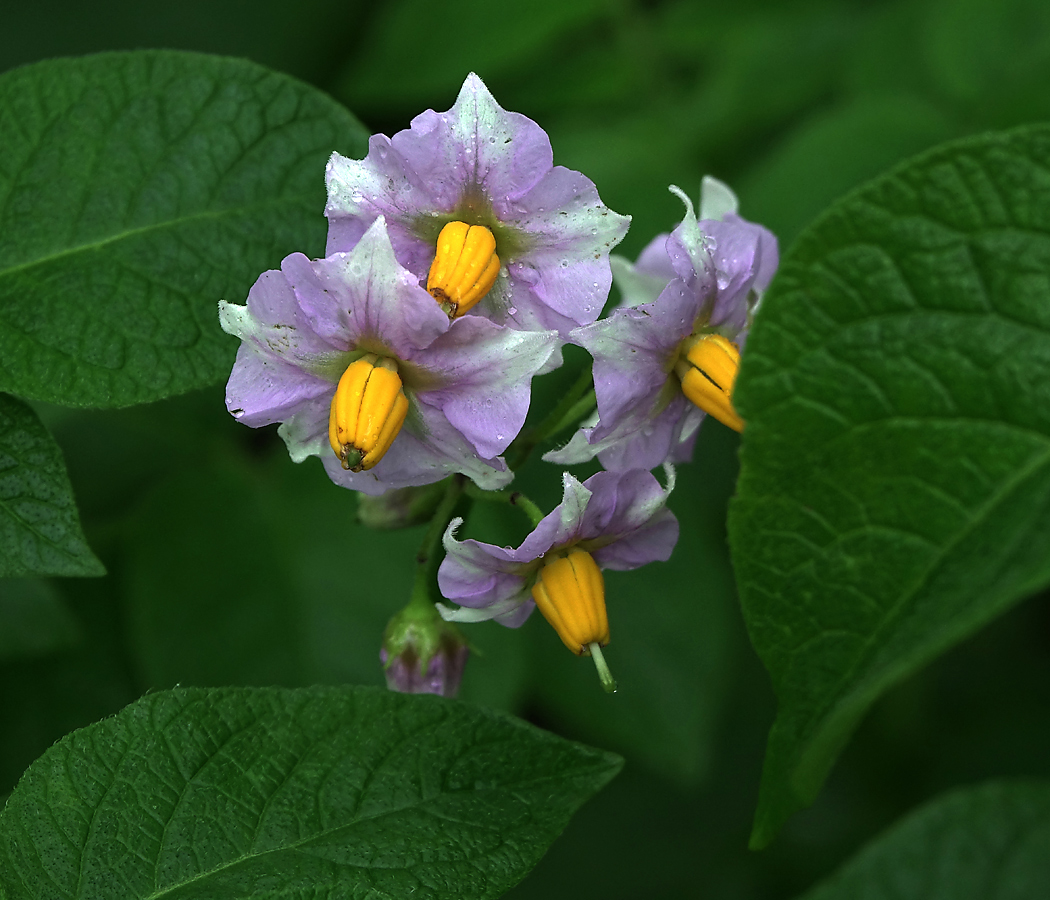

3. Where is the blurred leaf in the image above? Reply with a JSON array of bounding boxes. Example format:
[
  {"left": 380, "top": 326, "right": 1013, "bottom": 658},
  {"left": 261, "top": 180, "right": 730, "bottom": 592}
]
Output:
[
  {"left": 0, "top": 578, "right": 80, "bottom": 661},
  {"left": 799, "top": 781, "right": 1050, "bottom": 899},
  {"left": 742, "top": 94, "right": 956, "bottom": 248},
  {"left": 334, "top": 0, "right": 608, "bottom": 118},
  {"left": 730, "top": 124, "right": 1050, "bottom": 846},
  {"left": 0, "top": 685, "right": 622, "bottom": 900},
  {"left": 0, "top": 394, "right": 103, "bottom": 577},
  {"left": 0, "top": 50, "right": 368, "bottom": 408},
  {"left": 529, "top": 424, "right": 741, "bottom": 785}
]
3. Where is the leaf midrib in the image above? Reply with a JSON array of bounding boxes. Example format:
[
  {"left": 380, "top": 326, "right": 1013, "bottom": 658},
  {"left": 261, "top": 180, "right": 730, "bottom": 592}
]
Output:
[
  {"left": 140, "top": 766, "right": 596, "bottom": 900},
  {"left": 792, "top": 431, "right": 1050, "bottom": 755},
  {"left": 0, "top": 193, "right": 314, "bottom": 287}
]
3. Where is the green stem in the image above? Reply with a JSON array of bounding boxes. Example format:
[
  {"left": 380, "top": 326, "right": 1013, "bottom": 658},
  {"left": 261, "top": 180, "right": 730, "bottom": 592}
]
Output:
[
  {"left": 507, "top": 364, "right": 595, "bottom": 469},
  {"left": 409, "top": 475, "right": 467, "bottom": 611},
  {"left": 464, "top": 484, "right": 546, "bottom": 528}
]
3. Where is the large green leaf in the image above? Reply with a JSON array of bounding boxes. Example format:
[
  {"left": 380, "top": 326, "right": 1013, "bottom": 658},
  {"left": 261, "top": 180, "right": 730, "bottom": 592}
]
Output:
[
  {"left": 729, "top": 124, "right": 1050, "bottom": 846},
  {"left": 0, "top": 394, "right": 103, "bottom": 577},
  {"left": 799, "top": 781, "right": 1050, "bottom": 899},
  {"left": 0, "top": 50, "right": 368, "bottom": 407},
  {"left": 0, "top": 685, "right": 622, "bottom": 900}
]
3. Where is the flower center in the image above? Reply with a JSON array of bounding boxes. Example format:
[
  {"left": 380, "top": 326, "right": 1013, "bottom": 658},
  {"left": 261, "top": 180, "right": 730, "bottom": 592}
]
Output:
[
  {"left": 328, "top": 355, "right": 409, "bottom": 472},
  {"left": 426, "top": 221, "right": 500, "bottom": 318},
  {"left": 531, "top": 550, "right": 610, "bottom": 654},
  {"left": 673, "top": 333, "right": 744, "bottom": 432}
]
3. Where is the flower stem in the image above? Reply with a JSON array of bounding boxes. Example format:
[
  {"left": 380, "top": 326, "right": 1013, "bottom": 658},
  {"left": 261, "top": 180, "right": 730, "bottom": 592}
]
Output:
[
  {"left": 507, "top": 364, "right": 595, "bottom": 469},
  {"left": 409, "top": 475, "right": 467, "bottom": 611},
  {"left": 464, "top": 483, "right": 546, "bottom": 528},
  {"left": 588, "top": 642, "right": 617, "bottom": 693}
]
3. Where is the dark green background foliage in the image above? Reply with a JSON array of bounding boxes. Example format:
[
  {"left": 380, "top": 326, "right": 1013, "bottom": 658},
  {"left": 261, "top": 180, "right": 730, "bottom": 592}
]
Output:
[{"left": 1, "top": 0, "right": 1049, "bottom": 898}]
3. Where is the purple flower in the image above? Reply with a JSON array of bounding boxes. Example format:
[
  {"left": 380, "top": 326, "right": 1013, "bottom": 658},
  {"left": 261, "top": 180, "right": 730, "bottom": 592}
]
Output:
[
  {"left": 437, "top": 468, "right": 678, "bottom": 632},
  {"left": 324, "top": 73, "right": 630, "bottom": 349},
  {"left": 219, "top": 217, "right": 557, "bottom": 495},
  {"left": 545, "top": 178, "right": 778, "bottom": 471}
]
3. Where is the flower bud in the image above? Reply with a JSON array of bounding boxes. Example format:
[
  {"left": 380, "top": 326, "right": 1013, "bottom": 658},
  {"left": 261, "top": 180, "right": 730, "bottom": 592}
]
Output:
[
  {"left": 381, "top": 605, "right": 470, "bottom": 698},
  {"left": 328, "top": 355, "right": 409, "bottom": 471},
  {"left": 675, "top": 333, "right": 744, "bottom": 432},
  {"left": 426, "top": 221, "right": 501, "bottom": 317},
  {"left": 356, "top": 482, "right": 447, "bottom": 530}
]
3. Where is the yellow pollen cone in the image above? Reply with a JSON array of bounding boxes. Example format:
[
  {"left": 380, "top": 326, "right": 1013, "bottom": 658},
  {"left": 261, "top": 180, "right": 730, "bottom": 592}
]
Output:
[
  {"left": 531, "top": 550, "right": 610, "bottom": 655},
  {"left": 675, "top": 333, "right": 745, "bottom": 432},
  {"left": 426, "top": 221, "right": 500, "bottom": 317},
  {"left": 328, "top": 356, "right": 409, "bottom": 471}
]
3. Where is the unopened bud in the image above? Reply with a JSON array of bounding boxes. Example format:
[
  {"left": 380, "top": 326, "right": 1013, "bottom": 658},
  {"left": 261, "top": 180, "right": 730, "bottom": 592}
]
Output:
[
  {"left": 532, "top": 550, "right": 616, "bottom": 692},
  {"left": 356, "top": 482, "right": 447, "bottom": 530},
  {"left": 426, "top": 221, "right": 500, "bottom": 317},
  {"left": 328, "top": 355, "right": 409, "bottom": 471},
  {"left": 381, "top": 605, "right": 470, "bottom": 698},
  {"left": 674, "top": 333, "right": 744, "bottom": 432}
]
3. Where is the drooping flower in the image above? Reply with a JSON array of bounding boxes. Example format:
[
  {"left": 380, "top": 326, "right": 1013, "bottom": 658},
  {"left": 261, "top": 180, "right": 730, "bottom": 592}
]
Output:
[
  {"left": 545, "top": 178, "right": 778, "bottom": 471},
  {"left": 219, "top": 217, "right": 557, "bottom": 495},
  {"left": 437, "top": 468, "right": 679, "bottom": 690},
  {"left": 324, "top": 73, "right": 630, "bottom": 348}
]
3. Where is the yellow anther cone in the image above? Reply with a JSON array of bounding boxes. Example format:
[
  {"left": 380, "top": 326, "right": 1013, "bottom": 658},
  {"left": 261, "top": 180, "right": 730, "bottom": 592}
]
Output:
[
  {"left": 328, "top": 356, "right": 409, "bottom": 471},
  {"left": 531, "top": 550, "right": 610, "bottom": 654},
  {"left": 676, "top": 334, "right": 745, "bottom": 432},
  {"left": 427, "top": 221, "right": 500, "bottom": 317}
]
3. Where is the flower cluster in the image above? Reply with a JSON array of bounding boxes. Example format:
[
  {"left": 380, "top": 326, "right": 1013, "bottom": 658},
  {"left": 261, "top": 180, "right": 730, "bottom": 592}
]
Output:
[{"left": 219, "top": 74, "right": 778, "bottom": 695}]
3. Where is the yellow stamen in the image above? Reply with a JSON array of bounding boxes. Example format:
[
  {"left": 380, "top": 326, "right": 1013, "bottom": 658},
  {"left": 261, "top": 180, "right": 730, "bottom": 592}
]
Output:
[
  {"left": 674, "top": 334, "right": 745, "bottom": 432},
  {"left": 328, "top": 355, "right": 409, "bottom": 471},
  {"left": 426, "top": 221, "right": 500, "bottom": 317},
  {"left": 531, "top": 550, "right": 610, "bottom": 654}
]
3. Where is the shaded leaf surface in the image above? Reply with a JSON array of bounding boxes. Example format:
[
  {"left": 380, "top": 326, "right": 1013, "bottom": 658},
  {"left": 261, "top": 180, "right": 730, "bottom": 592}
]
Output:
[
  {"left": 0, "top": 50, "right": 368, "bottom": 407},
  {"left": 0, "top": 394, "right": 103, "bottom": 577},
  {"left": 729, "top": 124, "right": 1050, "bottom": 845},
  {"left": 800, "top": 781, "right": 1050, "bottom": 900},
  {"left": 0, "top": 685, "right": 622, "bottom": 900}
]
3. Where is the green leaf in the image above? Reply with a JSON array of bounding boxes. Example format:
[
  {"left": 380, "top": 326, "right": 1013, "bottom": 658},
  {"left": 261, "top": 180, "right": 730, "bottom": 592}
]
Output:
[
  {"left": 0, "top": 577, "right": 81, "bottom": 662},
  {"left": 799, "top": 781, "right": 1050, "bottom": 899},
  {"left": 0, "top": 685, "right": 622, "bottom": 900},
  {"left": 728, "top": 123, "right": 1050, "bottom": 846},
  {"left": 0, "top": 394, "right": 103, "bottom": 577},
  {"left": 0, "top": 50, "right": 368, "bottom": 408}
]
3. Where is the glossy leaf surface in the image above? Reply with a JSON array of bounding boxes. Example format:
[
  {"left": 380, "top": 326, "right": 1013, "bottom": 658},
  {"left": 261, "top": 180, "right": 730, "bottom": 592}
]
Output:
[
  {"left": 0, "top": 685, "right": 622, "bottom": 899},
  {"left": 730, "top": 124, "right": 1050, "bottom": 845}
]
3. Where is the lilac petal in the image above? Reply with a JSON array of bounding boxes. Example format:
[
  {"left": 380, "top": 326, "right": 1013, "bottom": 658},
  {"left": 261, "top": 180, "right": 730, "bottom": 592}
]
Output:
[
  {"left": 438, "top": 521, "right": 532, "bottom": 606},
  {"left": 442, "top": 73, "right": 554, "bottom": 209},
  {"left": 218, "top": 271, "right": 349, "bottom": 383},
  {"left": 276, "top": 393, "right": 331, "bottom": 463},
  {"left": 575, "top": 279, "right": 697, "bottom": 432},
  {"left": 592, "top": 508, "right": 679, "bottom": 570},
  {"left": 223, "top": 342, "right": 333, "bottom": 428},
  {"left": 415, "top": 317, "right": 557, "bottom": 459},
  {"left": 593, "top": 393, "right": 691, "bottom": 472},
  {"left": 284, "top": 219, "right": 450, "bottom": 357}
]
